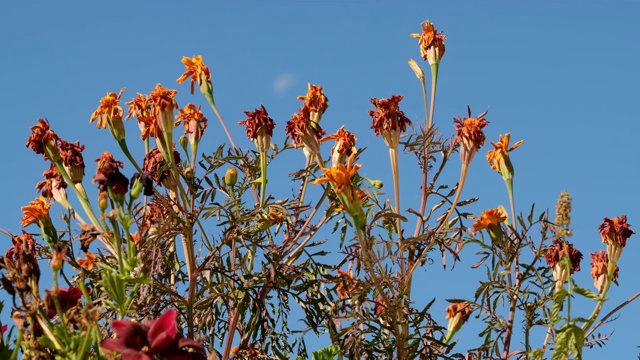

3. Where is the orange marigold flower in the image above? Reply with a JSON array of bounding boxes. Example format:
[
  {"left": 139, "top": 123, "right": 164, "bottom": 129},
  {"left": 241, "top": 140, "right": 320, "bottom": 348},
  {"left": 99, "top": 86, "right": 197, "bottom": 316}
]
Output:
[
  {"left": 78, "top": 251, "right": 99, "bottom": 270},
  {"left": 453, "top": 107, "right": 489, "bottom": 165},
  {"left": 369, "top": 95, "right": 412, "bottom": 149},
  {"left": 59, "top": 139, "right": 85, "bottom": 184},
  {"left": 90, "top": 88, "right": 125, "bottom": 129},
  {"left": 486, "top": 133, "right": 523, "bottom": 180},
  {"left": 238, "top": 105, "right": 276, "bottom": 152},
  {"left": 590, "top": 250, "right": 618, "bottom": 292},
  {"left": 26, "top": 118, "right": 60, "bottom": 161},
  {"left": 313, "top": 153, "right": 362, "bottom": 196},
  {"left": 599, "top": 215, "right": 635, "bottom": 262},
  {"left": 296, "top": 83, "right": 329, "bottom": 120},
  {"left": 126, "top": 93, "right": 160, "bottom": 140},
  {"left": 20, "top": 196, "right": 51, "bottom": 227},
  {"left": 177, "top": 103, "right": 208, "bottom": 144},
  {"left": 444, "top": 302, "right": 471, "bottom": 342},
  {"left": 176, "top": 55, "right": 211, "bottom": 94},
  {"left": 410, "top": 20, "right": 446, "bottom": 65},
  {"left": 473, "top": 208, "right": 507, "bottom": 231},
  {"left": 321, "top": 126, "right": 357, "bottom": 166},
  {"left": 149, "top": 84, "right": 179, "bottom": 134}
]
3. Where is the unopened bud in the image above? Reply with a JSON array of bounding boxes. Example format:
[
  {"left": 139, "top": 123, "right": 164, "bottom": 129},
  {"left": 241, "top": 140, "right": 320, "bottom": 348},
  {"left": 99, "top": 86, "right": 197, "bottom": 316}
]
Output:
[
  {"left": 225, "top": 168, "right": 238, "bottom": 188},
  {"left": 98, "top": 190, "right": 108, "bottom": 213},
  {"left": 408, "top": 58, "right": 424, "bottom": 81}
]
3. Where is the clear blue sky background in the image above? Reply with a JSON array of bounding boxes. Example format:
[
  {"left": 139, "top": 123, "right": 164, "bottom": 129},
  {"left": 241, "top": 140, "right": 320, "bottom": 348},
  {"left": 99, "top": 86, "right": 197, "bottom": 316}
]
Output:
[{"left": 1, "top": 1, "right": 639, "bottom": 358}]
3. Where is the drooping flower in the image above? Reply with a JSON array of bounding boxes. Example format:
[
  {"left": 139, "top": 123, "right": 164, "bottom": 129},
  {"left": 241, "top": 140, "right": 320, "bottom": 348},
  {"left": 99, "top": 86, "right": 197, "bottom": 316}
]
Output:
[
  {"left": 590, "top": 250, "right": 618, "bottom": 293},
  {"left": 5, "top": 231, "right": 37, "bottom": 262},
  {"left": 58, "top": 139, "right": 86, "bottom": 184},
  {"left": 598, "top": 215, "right": 635, "bottom": 262},
  {"left": 410, "top": 20, "right": 447, "bottom": 65},
  {"left": 545, "top": 239, "right": 583, "bottom": 292},
  {"left": 78, "top": 251, "right": 99, "bottom": 270},
  {"left": 453, "top": 108, "right": 489, "bottom": 165},
  {"left": 92, "top": 152, "right": 129, "bottom": 196},
  {"left": 444, "top": 302, "right": 471, "bottom": 343},
  {"left": 90, "top": 88, "right": 126, "bottom": 140},
  {"left": 126, "top": 93, "right": 159, "bottom": 140},
  {"left": 177, "top": 55, "right": 212, "bottom": 95},
  {"left": 369, "top": 95, "right": 412, "bottom": 149},
  {"left": 177, "top": 104, "right": 208, "bottom": 142},
  {"left": 26, "top": 118, "right": 60, "bottom": 162},
  {"left": 486, "top": 133, "right": 523, "bottom": 181},
  {"left": 285, "top": 106, "right": 325, "bottom": 157},
  {"left": 36, "top": 163, "right": 68, "bottom": 203},
  {"left": 142, "top": 147, "right": 182, "bottom": 189},
  {"left": 473, "top": 207, "right": 507, "bottom": 243},
  {"left": 238, "top": 105, "right": 276, "bottom": 153},
  {"left": 321, "top": 126, "right": 357, "bottom": 166},
  {"left": 296, "top": 83, "right": 329, "bottom": 122},
  {"left": 45, "top": 286, "right": 83, "bottom": 319},
  {"left": 100, "top": 309, "right": 206, "bottom": 360}
]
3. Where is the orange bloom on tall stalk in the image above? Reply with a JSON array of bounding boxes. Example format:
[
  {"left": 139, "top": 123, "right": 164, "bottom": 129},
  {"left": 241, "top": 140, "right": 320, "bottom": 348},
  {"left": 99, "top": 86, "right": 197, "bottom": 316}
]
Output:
[
  {"left": 126, "top": 93, "right": 159, "bottom": 140},
  {"left": 598, "top": 215, "right": 635, "bottom": 262},
  {"left": 590, "top": 250, "right": 618, "bottom": 293},
  {"left": 285, "top": 106, "right": 326, "bottom": 157},
  {"left": 473, "top": 207, "right": 507, "bottom": 242},
  {"left": 149, "top": 84, "right": 179, "bottom": 135},
  {"left": 177, "top": 104, "right": 208, "bottom": 143},
  {"left": 238, "top": 105, "right": 276, "bottom": 153},
  {"left": 321, "top": 126, "right": 357, "bottom": 166},
  {"left": 369, "top": 95, "right": 412, "bottom": 149},
  {"left": 453, "top": 107, "right": 489, "bottom": 165},
  {"left": 20, "top": 196, "right": 51, "bottom": 227},
  {"left": 90, "top": 88, "right": 126, "bottom": 140},
  {"left": 26, "top": 118, "right": 60, "bottom": 162},
  {"left": 545, "top": 239, "right": 583, "bottom": 292},
  {"left": 296, "top": 83, "right": 329, "bottom": 122},
  {"left": 313, "top": 152, "right": 362, "bottom": 196},
  {"left": 486, "top": 133, "right": 524, "bottom": 180},
  {"left": 410, "top": 20, "right": 446, "bottom": 65},
  {"left": 176, "top": 55, "right": 212, "bottom": 95}
]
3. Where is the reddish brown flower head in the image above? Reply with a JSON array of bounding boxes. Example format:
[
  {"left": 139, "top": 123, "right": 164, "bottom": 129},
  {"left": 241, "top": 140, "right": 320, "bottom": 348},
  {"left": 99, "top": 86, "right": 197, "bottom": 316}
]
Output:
[
  {"left": 545, "top": 239, "right": 583, "bottom": 273},
  {"left": 59, "top": 139, "right": 86, "bottom": 183},
  {"left": 26, "top": 118, "right": 60, "bottom": 160},
  {"left": 93, "top": 152, "right": 129, "bottom": 195},
  {"left": 321, "top": 126, "right": 357, "bottom": 166},
  {"left": 90, "top": 88, "right": 125, "bottom": 129},
  {"left": 336, "top": 270, "right": 358, "bottom": 300},
  {"left": 239, "top": 105, "right": 276, "bottom": 152},
  {"left": 100, "top": 309, "right": 206, "bottom": 360},
  {"left": 297, "top": 83, "right": 329, "bottom": 118},
  {"left": 36, "top": 163, "right": 67, "bottom": 202},
  {"left": 410, "top": 20, "right": 447, "bottom": 65},
  {"left": 142, "top": 147, "right": 182, "bottom": 189},
  {"left": 590, "top": 250, "right": 618, "bottom": 292},
  {"left": 454, "top": 108, "right": 489, "bottom": 164},
  {"left": 177, "top": 104, "right": 208, "bottom": 139},
  {"left": 177, "top": 55, "right": 211, "bottom": 94},
  {"left": 20, "top": 196, "right": 51, "bottom": 228},
  {"left": 5, "top": 231, "right": 37, "bottom": 262},
  {"left": 369, "top": 95, "right": 412, "bottom": 149},
  {"left": 45, "top": 286, "right": 83, "bottom": 318},
  {"left": 285, "top": 106, "right": 325, "bottom": 156},
  {"left": 599, "top": 216, "right": 635, "bottom": 248}
]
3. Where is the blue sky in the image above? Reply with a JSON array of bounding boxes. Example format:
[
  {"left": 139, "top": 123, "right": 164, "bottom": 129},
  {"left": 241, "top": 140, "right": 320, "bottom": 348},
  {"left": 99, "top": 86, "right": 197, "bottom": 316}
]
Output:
[{"left": 1, "top": 1, "right": 639, "bottom": 358}]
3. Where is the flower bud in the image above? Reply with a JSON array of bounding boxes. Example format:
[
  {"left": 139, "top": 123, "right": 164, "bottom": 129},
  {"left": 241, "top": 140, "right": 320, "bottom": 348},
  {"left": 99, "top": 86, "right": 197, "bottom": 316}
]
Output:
[{"left": 225, "top": 168, "right": 238, "bottom": 188}]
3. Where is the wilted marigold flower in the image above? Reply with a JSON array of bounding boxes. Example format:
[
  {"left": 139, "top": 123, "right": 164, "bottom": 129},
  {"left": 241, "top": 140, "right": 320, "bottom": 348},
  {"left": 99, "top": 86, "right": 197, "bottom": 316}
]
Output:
[
  {"left": 297, "top": 83, "right": 329, "bottom": 122},
  {"left": 59, "top": 139, "right": 85, "bottom": 184},
  {"left": 285, "top": 106, "right": 325, "bottom": 157},
  {"left": 321, "top": 126, "right": 357, "bottom": 166},
  {"left": 238, "top": 105, "right": 276, "bottom": 153},
  {"left": 21, "top": 196, "right": 51, "bottom": 228},
  {"left": 93, "top": 152, "right": 129, "bottom": 196},
  {"left": 149, "top": 83, "right": 179, "bottom": 134},
  {"left": 545, "top": 239, "right": 583, "bottom": 292},
  {"left": 410, "top": 20, "right": 447, "bottom": 65},
  {"left": 177, "top": 103, "right": 208, "bottom": 144},
  {"left": 599, "top": 215, "right": 635, "bottom": 263},
  {"left": 369, "top": 95, "right": 412, "bottom": 149},
  {"left": 45, "top": 286, "right": 83, "bottom": 318},
  {"left": 26, "top": 118, "right": 60, "bottom": 162},
  {"left": 336, "top": 270, "right": 358, "bottom": 300},
  {"left": 90, "top": 88, "right": 126, "bottom": 140},
  {"left": 454, "top": 108, "right": 489, "bottom": 165},
  {"left": 486, "top": 133, "right": 523, "bottom": 180},
  {"left": 36, "top": 163, "right": 67, "bottom": 203},
  {"left": 142, "top": 147, "right": 182, "bottom": 189},
  {"left": 78, "top": 251, "right": 99, "bottom": 270},
  {"left": 590, "top": 250, "right": 618, "bottom": 293},
  {"left": 444, "top": 302, "right": 471, "bottom": 343},
  {"left": 177, "top": 55, "right": 211, "bottom": 95}
]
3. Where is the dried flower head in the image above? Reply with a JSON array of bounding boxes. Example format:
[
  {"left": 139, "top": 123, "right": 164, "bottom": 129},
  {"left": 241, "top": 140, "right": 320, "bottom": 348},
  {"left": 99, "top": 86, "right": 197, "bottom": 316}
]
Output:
[
  {"left": 410, "top": 20, "right": 447, "bottom": 65},
  {"left": 59, "top": 139, "right": 86, "bottom": 183},
  {"left": 143, "top": 147, "right": 182, "bottom": 189},
  {"left": 285, "top": 106, "right": 325, "bottom": 157},
  {"left": 238, "top": 105, "right": 276, "bottom": 152},
  {"left": 36, "top": 163, "right": 67, "bottom": 203},
  {"left": 454, "top": 107, "right": 489, "bottom": 165},
  {"left": 599, "top": 215, "right": 635, "bottom": 262},
  {"left": 90, "top": 88, "right": 126, "bottom": 140},
  {"left": 590, "top": 250, "right": 618, "bottom": 292},
  {"left": 297, "top": 83, "right": 329, "bottom": 121},
  {"left": 486, "top": 133, "right": 523, "bottom": 180},
  {"left": 545, "top": 239, "right": 583, "bottom": 292},
  {"left": 177, "top": 55, "right": 212, "bottom": 95},
  {"left": 6, "top": 231, "right": 37, "bottom": 262},
  {"left": 369, "top": 95, "right": 412, "bottom": 149},
  {"left": 26, "top": 118, "right": 60, "bottom": 161},
  {"left": 336, "top": 270, "right": 358, "bottom": 300},
  {"left": 92, "top": 152, "right": 129, "bottom": 196},
  {"left": 321, "top": 126, "right": 357, "bottom": 166}
]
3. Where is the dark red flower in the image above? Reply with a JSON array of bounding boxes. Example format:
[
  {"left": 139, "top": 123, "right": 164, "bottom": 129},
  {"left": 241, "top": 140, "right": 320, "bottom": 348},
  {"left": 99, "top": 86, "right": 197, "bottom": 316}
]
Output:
[
  {"left": 101, "top": 309, "right": 206, "bottom": 360},
  {"left": 45, "top": 286, "right": 83, "bottom": 318}
]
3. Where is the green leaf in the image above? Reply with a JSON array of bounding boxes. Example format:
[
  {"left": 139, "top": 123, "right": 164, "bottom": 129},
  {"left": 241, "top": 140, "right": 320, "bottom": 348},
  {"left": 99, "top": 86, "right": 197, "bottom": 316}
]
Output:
[
  {"left": 572, "top": 286, "right": 601, "bottom": 301},
  {"left": 311, "top": 345, "right": 341, "bottom": 360}
]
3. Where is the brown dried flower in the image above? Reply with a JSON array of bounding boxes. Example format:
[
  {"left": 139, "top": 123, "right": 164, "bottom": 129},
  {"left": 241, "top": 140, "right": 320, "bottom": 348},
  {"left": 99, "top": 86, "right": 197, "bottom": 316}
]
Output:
[
  {"left": 368, "top": 95, "right": 412, "bottom": 149},
  {"left": 238, "top": 105, "right": 276, "bottom": 152},
  {"left": 453, "top": 107, "right": 489, "bottom": 165}
]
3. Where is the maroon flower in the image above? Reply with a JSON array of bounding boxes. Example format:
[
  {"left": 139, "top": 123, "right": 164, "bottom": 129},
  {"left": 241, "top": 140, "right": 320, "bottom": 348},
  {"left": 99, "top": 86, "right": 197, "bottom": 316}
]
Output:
[
  {"left": 101, "top": 309, "right": 206, "bottom": 360},
  {"left": 45, "top": 286, "right": 83, "bottom": 318}
]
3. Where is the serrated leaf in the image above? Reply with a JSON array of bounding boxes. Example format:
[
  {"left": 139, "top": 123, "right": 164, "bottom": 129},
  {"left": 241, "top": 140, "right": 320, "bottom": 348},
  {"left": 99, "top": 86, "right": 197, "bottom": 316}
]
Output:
[{"left": 572, "top": 286, "right": 601, "bottom": 301}]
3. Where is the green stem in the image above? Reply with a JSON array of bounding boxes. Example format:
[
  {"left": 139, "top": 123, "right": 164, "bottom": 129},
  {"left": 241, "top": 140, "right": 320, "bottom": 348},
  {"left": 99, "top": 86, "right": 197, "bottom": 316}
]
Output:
[
  {"left": 259, "top": 150, "right": 268, "bottom": 207},
  {"left": 204, "top": 93, "right": 238, "bottom": 150},
  {"left": 117, "top": 139, "right": 143, "bottom": 174},
  {"left": 427, "top": 63, "right": 439, "bottom": 132},
  {"left": 389, "top": 147, "right": 404, "bottom": 275},
  {"left": 505, "top": 177, "right": 517, "bottom": 230},
  {"left": 582, "top": 259, "right": 617, "bottom": 332}
]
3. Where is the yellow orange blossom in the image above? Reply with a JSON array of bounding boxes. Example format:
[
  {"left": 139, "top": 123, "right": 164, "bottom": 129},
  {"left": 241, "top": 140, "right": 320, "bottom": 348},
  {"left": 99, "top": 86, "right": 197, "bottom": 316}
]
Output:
[
  {"left": 486, "top": 133, "right": 523, "bottom": 176},
  {"left": 453, "top": 108, "right": 489, "bottom": 164},
  {"left": 148, "top": 83, "right": 178, "bottom": 117},
  {"left": 473, "top": 208, "right": 507, "bottom": 231},
  {"left": 320, "top": 126, "right": 357, "bottom": 166},
  {"left": 90, "top": 88, "right": 125, "bottom": 129},
  {"left": 312, "top": 153, "right": 362, "bottom": 196},
  {"left": 444, "top": 302, "right": 471, "bottom": 341},
  {"left": 176, "top": 55, "right": 211, "bottom": 94},
  {"left": 410, "top": 20, "right": 446, "bottom": 64},
  {"left": 78, "top": 251, "right": 99, "bottom": 270},
  {"left": 20, "top": 196, "right": 51, "bottom": 227},
  {"left": 297, "top": 83, "right": 329, "bottom": 116}
]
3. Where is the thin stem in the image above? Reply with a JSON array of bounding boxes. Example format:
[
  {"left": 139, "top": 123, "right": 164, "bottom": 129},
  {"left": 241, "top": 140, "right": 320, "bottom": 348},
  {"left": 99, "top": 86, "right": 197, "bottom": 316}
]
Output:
[
  {"left": 585, "top": 290, "right": 640, "bottom": 339},
  {"left": 389, "top": 147, "right": 404, "bottom": 274},
  {"left": 117, "top": 139, "right": 143, "bottom": 174},
  {"left": 259, "top": 150, "right": 268, "bottom": 207},
  {"left": 298, "top": 155, "right": 312, "bottom": 206},
  {"left": 204, "top": 93, "right": 238, "bottom": 149},
  {"left": 581, "top": 259, "right": 618, "bottom": 332},
  {"left": 439, "top": 163, "right": 468, "bottom": 232},
  {"left": 427, "top": 64, "right": 439, "bottom": 131},
  {"left": 505, "top": 177, "right": 517, "bottom": 230}
]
